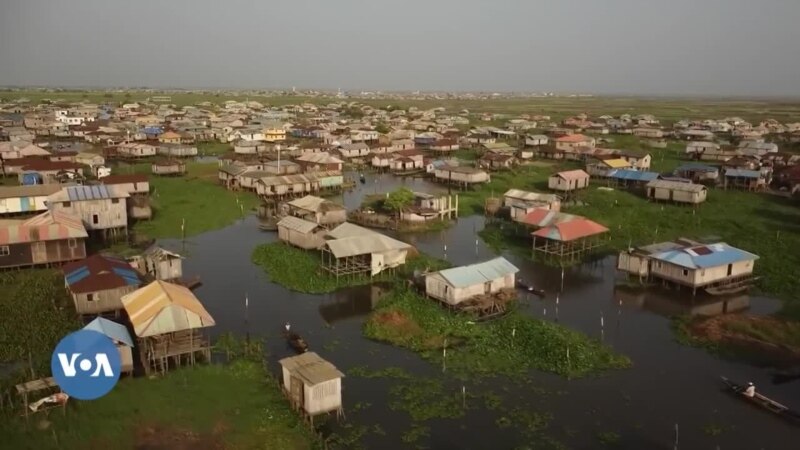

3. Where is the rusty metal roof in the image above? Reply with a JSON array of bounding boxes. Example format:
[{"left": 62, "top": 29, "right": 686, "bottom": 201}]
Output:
[
  {"left": 0, "top": 210, "right": 87, "bottom": 245},
  {"left": 121, "top": 280, "right": 215, "bottom": 337},
  {"left": 532, "top": 218, "right": 609, "bottom": 242}
]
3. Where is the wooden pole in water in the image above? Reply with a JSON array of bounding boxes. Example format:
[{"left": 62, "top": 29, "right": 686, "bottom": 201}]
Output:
[
  {"left": 462, "top": 386, "right": 466, "bottom": 409},
  {"left": 181, "top": 218, "right": 186, "bottom": 240},
  {"left": 245, "top": 293, "right": 250, "bottom": 345},
  {"left": 673, "top": 423, "right": 679, "bottom": 450},
  {"left": 442, "top": 338, "right": 448, "bottom": 372}
]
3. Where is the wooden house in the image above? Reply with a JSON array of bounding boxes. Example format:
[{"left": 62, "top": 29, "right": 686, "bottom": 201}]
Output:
[
  {"left": 722, "top": 169, "right": 766, "bottom": 191},
  {"left": 117, "top": 143, "right": 157, "bottom": 159},
  {"left": 0, "top": 210, "right": 87, "bottom": 269},
  {"left": 607, "top": 169, "right": 661, "bottom": 188},
  {"left": 238, "top": 170, "right": 270, "bottom": 191},
  {"left": 284, "top": 195, "right": 347, "bottom": 227},
  {"left": 424, "top": 257, "right": 518, "bottom": 306},
  {"left": 218, "top": 164, "right": 246, "bottom": 190},
  {"left": 276, "top": 216, "right": 327, "bottom": 249},
  {"left": 638, "top": 241, "right": 759, "bottom": 294},
  {"left": 531, "top": 217, "right": 609, "bottom": 264},
  {"left": 151, "top": 159, "right": 186, "bottom": 176},
  {"left": 15, "top": 160, "right": 84, "bottom": 185},
  {"left": 295, "top": 152, "right": 344, "bottom": 172},
  {"left": 121, "top": 280, "right": 215, "bottom": 375},
  {"left": 399, "top": 193, "right": 459, "bottom": 222},
  {"left": 524, "top": 134, "right": 548, "bottom": 147},
  {"left": 685, "top": 141, "right": 719, "bottom": 156},
  {"left": 632, "top": 128, "right": 664, "bottom": 139},
  {"left": 47, "top": 185, "right": 129, "bottom": 236},
  {"left": 554, "top": 134, "right": 595, "bottom": 151},
  {"left": 433, "top": 166, "right": 490, "bottom": 187},
  {"left": 264, "top": 160, "right": 301, "bottom": 176},
  {"left": 504, "top": 189, "right": 561, "bottom": 221},
  {"left": 548, "top": 170, "right": 590, "bottom": 192},
  {"left": 586, "top": 158, "right": 632, "bottom": 177},
  {"left": 256, "top": 174, "right": 320, "bottom": 199},
  {"left": 337, "top": 142, "right": 370, "bottom": 160},
  {"left": 390, "top": 150, "right": 425, "bottom": 173},
  {"left": 83, "top": 317, "right": 135, "bottom": 375},
  {"left": 464, "top": 133, "right": 495, "bottom": 146},
  {"left": 430, "top": 139, "right": 459, "bottom": 153},
  {"left": 673, "top": 163, "right": 719, "bottom": 183},
  {"left": 646, "top": 180, "right": 707, "bottom": 204},
  {"left": 615, "top": 150, "right": 652, "bottom": 170},
  {"left": 371, "top": 154, "right": 392, "bottom": 171},
  {"left": 479, "top": 152, "right": 516, "bottom": 170},
  {"left": 63, "top": 254, "right": 143, "bottom": 317},
  {"left": 136, "top": 245, "right": 184, "bottom": 281},
  {"left": 157, "top": 144, "right": 198, "bottom": 158},
  {"left": 278, "top": 352, "right": 344, "bottom": 424},
  {"left": 321, "top": 223, "right": 412, "bottom": 277},
  {"left": 233, "top": 140, "right": 267, "bottom": 154},
  {"left": 617, "top": 239, "right": 699, "bottom": 280},
  {"left": 698, "top": 148, "right": 741, "bottom": 162},
  {"left": 0, "top": 184, "right": 65, "bottom": 216}
]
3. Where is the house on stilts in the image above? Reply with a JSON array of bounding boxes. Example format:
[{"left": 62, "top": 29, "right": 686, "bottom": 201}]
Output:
[
  {"left": 531, "top": 218, "right": 609, "bottom": 264},
  {"left": 278, "top": 352, "right": 344, "bottom": 425}
]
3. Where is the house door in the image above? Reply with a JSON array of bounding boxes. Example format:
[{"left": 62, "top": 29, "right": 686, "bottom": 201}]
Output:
[
  {"left": 92, "top": 214, "right": 99, "bottom": 225},
  {"left": 484, "top": 282, "right": 492, "bottom": 294},
  {"left": 648, "top": 188, "right": 654, "bottom": 198},
  {"left": 289, "top": 376, "right": 304, "bottom": 409},
  {"left": 32, "top": 242, "right": 47, "bottom": 264},
  {"left": 727, "top": 264, "right": 733, "bottom": 276}
]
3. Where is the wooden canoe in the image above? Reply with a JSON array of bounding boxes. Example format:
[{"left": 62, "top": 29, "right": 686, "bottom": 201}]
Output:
[
  {"left": 720, "top": 376, "right": 800, "bottom": 425},
  {"left": 516, "top": 280, "right": 545, "bottom": 297},
  {"left": 284, "top": 330, "right": 308, "bottom": 354}
]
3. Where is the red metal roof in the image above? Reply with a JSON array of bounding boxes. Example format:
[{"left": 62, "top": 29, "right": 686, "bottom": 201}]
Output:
[
  {"left": 555, "top": 134, "right": 592, "bottom": 143},
  {"left": 62, "top": 254, "right": 143, "bottom": 294},
  {"left": 532, "top": 218, "right": 609, "bottom": 242},
  {"left": 0, "top": 210, "right": 87, "bottom": 245}
]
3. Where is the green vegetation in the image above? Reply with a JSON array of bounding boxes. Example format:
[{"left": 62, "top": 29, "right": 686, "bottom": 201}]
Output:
[
  {"left": 251, "top": 243, "right": 447, "bottom": 294},
  {"left": 198, "top": 141, "right": 233, "bottom": 156},
  {"left": 0, "top": 271, "right": 80, "bottom": 390},
  {"left": 363, "top": 286, "right": 630, "bottom": 378},
  {"left": 401, "top": 424, "right": 430, "bottom": 444},
  {"left": 597, "top": 431, "right": 621, "bottom": 446},
  {"left": 389, "top": 378, "right": 466, "bottom": 421},
  {"left": 385, "top": 187, "right": 415, "bottom": 214},
  {"left": 131, "top": 162, "right": 259, "bottom": 239},
  {"left": 0, "top": 359, "right": 321, "bottom": 450}
]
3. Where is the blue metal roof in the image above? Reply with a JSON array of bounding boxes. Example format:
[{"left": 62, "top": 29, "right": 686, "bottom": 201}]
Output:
[
  {"left": 608, "top": 169, "right": 660, "bottom": 182},
  {"left": 83, "top": 317, "right": 134, "bottom": 347},
  {"left": 65, "top": 266, "right": 91, "bottom": 286},
  {"left": 435, "top": 257, "right": 519, "bottom": 288},
  {"left": 724, "top": 169, "right": 761, "bottom": 178},
  {"left": 112, "top": 267, "right": 142, "bottom": 286},
  {"left": 142, "top": 126, "right": 163, "bottom": 134},
  {"left": 651, "top": 243, "right": 758, "bottom": 269}
]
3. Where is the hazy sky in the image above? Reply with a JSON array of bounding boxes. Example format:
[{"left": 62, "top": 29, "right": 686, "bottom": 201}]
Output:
[{"left": 1, "top": 0, "right": 799, "bottom": 96}]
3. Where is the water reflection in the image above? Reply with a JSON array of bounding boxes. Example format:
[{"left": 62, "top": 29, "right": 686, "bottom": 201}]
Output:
[
  {"left": 318, "top": 283, "right": 390, "bottom": 324},
  {"left": 615, "top": 286, "right": 752, "bottom": 317}
]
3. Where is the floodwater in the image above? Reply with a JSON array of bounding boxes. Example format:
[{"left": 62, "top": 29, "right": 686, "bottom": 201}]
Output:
[{"left": 159, "top": 172, "right": 800, "bottom": 449}]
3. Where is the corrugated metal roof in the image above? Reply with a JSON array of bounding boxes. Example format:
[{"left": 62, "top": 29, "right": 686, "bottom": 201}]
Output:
[
  {"left": 258, "top": 174, "right": 317, "bottom": 186},
  {"left": 504, "top": 189, "right": 560, "bottom": 204},
  {"left": 0, "top": 210, "right": 87, "bottom": 245},
  {"left": 63, "top": 254, "right": 142, "bottom": 294},
  {"left": 724, "top": 169, "right": 761, "bottom": 178},
  {"left": 553, "top": 169, "right": 589, "bottom": 181},
  {"left": 603, "top": 158, "right": 631, "bottom": 169},
  {"left": 278, "top": 352, "right": 344, "bottom": 386},
  {"left": 646, "top": 180, "right": 706, "bottom": 192},
  {"left": 325, "top": 234, "right": 411, "bottom": 258},
  {"left": 532, "top": 219, "right": 609, "bottom": 242},
  {"left": 48, "top": 185, "right": 128, "bottom": 203},
  {"left": 608, "top": 169, "right": 660, "bottom": 182},
  {"left": 675, "top": 163, "right": 718, "bottom": 172},
  {"left": 121, "top": 280, "right": 215, "bottom": 337},
  {"left": 432, "top": 257, "right": 518, "bottom": 288},
  {"left": 651, "top": 243, "right": 759, "bottom": 269},
  {"left": 521, "top": 208, "right": 580, "bottom": 228},
  {"left": 327, "top": 222, "right": 374, "bottom": 239},
  {"left": 83, "top": 317, "right": 134, "bottom": 347},
  {"left": 277, "top": 216, "right": 320, "bottom": 234}
]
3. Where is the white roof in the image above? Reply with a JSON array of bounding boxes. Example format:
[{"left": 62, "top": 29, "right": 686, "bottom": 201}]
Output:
[
  {"left": 277, "top": 216, "right": 321, "bottom": 234},
  {"left": 325, "top": 234, "right": 411, "bottom": 258}
]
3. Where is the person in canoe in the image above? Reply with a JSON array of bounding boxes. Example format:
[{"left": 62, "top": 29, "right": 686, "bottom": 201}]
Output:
[
  {"left": 284, "top": 321, "right": 291, "bottom": 333},
  {"left": 744, "top": 382, "right": 756, "bottom": 398}
]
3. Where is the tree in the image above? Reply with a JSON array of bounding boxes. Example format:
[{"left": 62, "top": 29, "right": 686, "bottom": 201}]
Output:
[
  {"left": 375, "top": 122, "right": 391, "bottom": 134},
  {"left": 384, "top": 187, "right": 414, "bottom": 215}
]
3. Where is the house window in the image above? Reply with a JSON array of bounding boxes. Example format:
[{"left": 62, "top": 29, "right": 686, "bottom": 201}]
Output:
[
  {"left": 0, "top": 246, "right": 9, "bottom": 256},
  {"left": 68, "top": 238, "right": 77, "bottom": 249},
  {"left": 87, "top": 293, "right": 96, "bottom": 302},
  {"left": 92, "top": 214, "right": 99, "bottom": 225},
  {"left": 111, "top": 198, "right": 119, "bottom": 204},
  {"left": 682, "top": 269, "right": 689, "bottom": 276},
  {"left": 63, "top": 201, "right": 71, "bottom": 207}
]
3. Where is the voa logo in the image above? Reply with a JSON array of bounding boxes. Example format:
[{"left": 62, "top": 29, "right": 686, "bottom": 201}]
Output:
[{"left": 51, "top": 330, "right": 122, "bottom": 400}]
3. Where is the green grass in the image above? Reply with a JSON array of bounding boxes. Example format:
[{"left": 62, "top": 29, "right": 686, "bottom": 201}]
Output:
[
  {"left": 251, "top": 243, "right": 447, "bottom": 294},
  {"left": 363, "top": 286, "right": 631, "bottom": 379},
  {"left": 0, "top": 271, "right": 81, "bottom": 390},
  {"left": 0, "top": 360, "right": 320, "bottom": 450},
  {"left": 198, "top": 141, "right": 233, "bottom": 156},
  {"left": 723, "top": 320, "right": 800, "bottom": 349},
  {"left": 132, "top": 162, "right": 259, "bottom": 239}
]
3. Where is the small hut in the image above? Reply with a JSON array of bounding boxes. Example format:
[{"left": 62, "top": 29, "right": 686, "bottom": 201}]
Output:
[
  {"left": 132, "top": 245, "right": 184, "bottom": 281},
  {"left": 83, "top": 317, "right": 135, "bottom": 375},
  {"left": 277, "top": 216, "right": 327, "bottom": 249},
  {"left": 121, "top": 280, "right": 215, "bottom": 374},
  {"left": 63, "top": 254, "right": 143, "bottom": 317},
  {"left": 548, "top": 169, "right": 590, "bottom": 192},
  {"left": 531, "top": 218, "right": 609, "bottom": 264},
  {"left": 278, "top": 352, "right": 344, "bottom": 424},
  {"left": 151, "top": 159, "right": 186, "bottom": 176},
  {"left": 284, "top": 195, "right": 347, "bottom": 227},
  {"left": 321, "top": 223, "right": 412, "bottom": 277},
  {"left": 646, "top": 180, "right": 707, "bottom": 205},
  {"left": 424, "top": 257, "right": 518, "bottom": 306}
]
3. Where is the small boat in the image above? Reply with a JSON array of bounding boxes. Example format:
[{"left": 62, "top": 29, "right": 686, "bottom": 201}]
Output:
[
  {"left": 359, "top": 174, "right": 366, "bottom": 184},
  {"left": 705, "top": 277, "right": 760, "bottom": 296},
  {"left": 516, "top": 280, "right": 545, "bottom": 297},
  {"left": 258, "top": 221, "right": 278, "bottom": 231},
  {"left": 720, "top": 376, "right": 800, "bottom": 425},
  {"left": 284, "top": 330, "right": 308, "bottom": 354}
]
